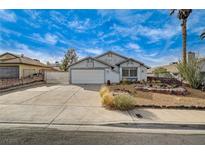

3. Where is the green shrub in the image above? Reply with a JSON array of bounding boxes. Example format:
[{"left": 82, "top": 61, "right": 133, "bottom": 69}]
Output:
[
  {"left": 113, "top": 94, "right": 135, "bottom": 110},
  {"left": 99, "top": 86, "right": 110, "bottom": 97},
  {"left": 101, "top": 92, "right": 114, "bottom": 107}
]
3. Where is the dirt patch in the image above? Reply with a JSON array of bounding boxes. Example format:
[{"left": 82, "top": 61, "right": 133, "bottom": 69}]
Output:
[{"left": 108, "top": 84, "right": 205, "bottom": 109}]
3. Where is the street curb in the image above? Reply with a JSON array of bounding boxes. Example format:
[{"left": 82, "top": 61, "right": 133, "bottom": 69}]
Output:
[
  {"left": 1, "top": 122, "right": 205, "bottom": 135},
  {"left": 102, "top": 122, "right": 205, "bottom": 130},
  {"left": 134, "top": 105, "right": 205, "bottom": 110}
]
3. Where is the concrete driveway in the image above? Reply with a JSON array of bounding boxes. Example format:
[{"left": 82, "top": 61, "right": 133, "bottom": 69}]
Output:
[
  {"left": 0, "top": 84, "right": 205, "bottom": 126},
  {"left": 0, "top": 84, "right": 133, "bottom": 125}
]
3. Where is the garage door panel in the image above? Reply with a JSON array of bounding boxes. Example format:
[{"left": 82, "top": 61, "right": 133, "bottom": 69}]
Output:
[
  {"left": 71, "top": 69, "right": 104, "bottom": 84},
  {"left": 0, "top": 66, "right": 19, "bottom": 79}
]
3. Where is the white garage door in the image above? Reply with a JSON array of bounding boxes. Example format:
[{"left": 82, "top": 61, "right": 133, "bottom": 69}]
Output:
[{"left": 71, "top": 69, "right": 105, "bottom": 84}]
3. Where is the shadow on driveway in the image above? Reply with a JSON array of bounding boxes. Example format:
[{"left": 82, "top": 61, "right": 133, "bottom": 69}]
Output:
[{"left": 72, "top": 84, "right": 102, "bottom": 92}]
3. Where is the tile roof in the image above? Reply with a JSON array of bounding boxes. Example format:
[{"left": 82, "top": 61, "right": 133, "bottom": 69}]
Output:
[{"left": 0, "top": 52, "right": 50, "bottom": 68}]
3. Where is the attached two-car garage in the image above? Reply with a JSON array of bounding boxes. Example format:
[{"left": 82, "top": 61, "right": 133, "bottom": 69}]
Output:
[
  {"left": 71, "top": 69, "right": 105, "bottom": 84},
  {"left": 69, "top": 57, "right": 120, "bottom": 84}
]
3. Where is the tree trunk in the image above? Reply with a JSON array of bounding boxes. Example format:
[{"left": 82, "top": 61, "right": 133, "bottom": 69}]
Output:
[{"left": 181, "top": 19, "right": 187, "bottom": 64}]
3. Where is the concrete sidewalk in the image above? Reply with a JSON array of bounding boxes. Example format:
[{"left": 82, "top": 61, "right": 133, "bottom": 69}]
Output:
[{"left": 0, "top": 84, "right": 205, "bottom": 130}]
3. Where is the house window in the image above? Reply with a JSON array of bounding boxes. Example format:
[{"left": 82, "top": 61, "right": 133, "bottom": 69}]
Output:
[
  {"left": 130, "top": 69, "right": 137, "bottom": 77},
  {"left": 122, "top": 69, "right": 129, "bottom": 76},
  {"left": 122, "top": 68, "right": 138, "bottom": 77}
]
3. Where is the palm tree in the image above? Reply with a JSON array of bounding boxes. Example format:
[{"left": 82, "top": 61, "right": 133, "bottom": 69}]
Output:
[
  {"left": 200, "top": 30, "right": 205, "bottom": 39},
  {"left": 170, "top": 9, "right": 192, "bottom": 64}
]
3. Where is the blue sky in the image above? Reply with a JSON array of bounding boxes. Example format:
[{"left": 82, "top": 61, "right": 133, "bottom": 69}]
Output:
[{"left": 0, "top": 9, "right": 205, "bottom": 67}]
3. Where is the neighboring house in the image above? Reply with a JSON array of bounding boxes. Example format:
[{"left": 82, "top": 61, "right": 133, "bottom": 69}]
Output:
[
  {"left": 148, "top": 52, "right": 205, "bottom": 80},
  {"left": 0, "top": 52, "right": 54, "bottom": 79},
  {"left": 47, "top": 61, "right": 62, "bottom": 71},
  {"left": 200, "top": 58, "right": 205, "bottom": 78},
  {"left": 68, "top": 51, "right": 150, "bottom": 84},
  {"left": 147, "top": 62, "right": 179, "bottom": 78}
]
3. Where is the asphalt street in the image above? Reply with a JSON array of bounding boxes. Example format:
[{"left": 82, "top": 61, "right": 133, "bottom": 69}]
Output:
[{"left": 0, "top": 127, "right": 205, "bottom": 144}]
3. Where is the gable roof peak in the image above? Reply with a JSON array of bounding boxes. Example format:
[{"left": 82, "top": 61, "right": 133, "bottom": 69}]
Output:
[
  {"left": 116, "top": 58, "right": 150, "bottom": 69},
  {"left": 0, "top": 52, "right": 19, "bottom": 58},
  {"left": 68, "top": 56, "right": 115, "bottom": 68},
  {"left": 95, "top": 50, "right": 128, "bottom": 60}
]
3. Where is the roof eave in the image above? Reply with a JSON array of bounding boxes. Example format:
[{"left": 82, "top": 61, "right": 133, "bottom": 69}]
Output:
[
  {"left": 116, "top": 58, "right": 150, "bottom": 69},
  {"left": 95, "top": 51, "right": 128, "bottom": 60},
  {"left": 68, "top": 56, "right": 114, "bottom": 68}
]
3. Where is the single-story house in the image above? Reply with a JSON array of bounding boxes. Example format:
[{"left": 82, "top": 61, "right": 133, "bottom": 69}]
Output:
[
  {"left": 148, "top": 52, "right": 205, "bottom": 80},
  {"left": 147, "top": 62, "right": 179, "bottom": 77},
  {"left": 47, "top": 61, "right": 62, "bottom": 72},
  {"left": 0, "top": 52, "right": 54, "bottom": 79},
  {"left": 68, "top": 51, "right": 150, "bottom": 84}
]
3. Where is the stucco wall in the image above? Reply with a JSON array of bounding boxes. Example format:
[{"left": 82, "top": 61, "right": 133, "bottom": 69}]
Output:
[
  {"left": 97, "top": 54, "right": 126, "bottom": 65},
  {"left": 120, "top": 61, "right": 140, "bottom": 67},
  {"left": 139, "top": 66, "right": 147, "bottom": 81},
  {"left": 19, "top": 64, "right": 50, "bottom": 78},
  {"left": 69, "top": 58, "right": 109, "bottom": 69},
  {"left": 45, "top": 71, "right": 69, "bottom": 84},
  {"left": 105, "top": 69, "right": 120, "bottom": 83},
  {"left": 201, "top": 61, "right": 205, "bottom": 72}
]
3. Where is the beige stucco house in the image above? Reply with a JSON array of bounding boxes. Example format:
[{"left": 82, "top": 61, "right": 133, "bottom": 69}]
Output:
[
  {"left": 148, "top": 52, "right": 205, "bottom": 80},
  {"left": 0, "top": 52, "right": 54, "bottom": 79}
]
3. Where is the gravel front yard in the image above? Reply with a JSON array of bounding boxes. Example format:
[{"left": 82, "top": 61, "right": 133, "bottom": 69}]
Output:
[{"left": 109, "top": 85, "right": 205, "bottom": 109}]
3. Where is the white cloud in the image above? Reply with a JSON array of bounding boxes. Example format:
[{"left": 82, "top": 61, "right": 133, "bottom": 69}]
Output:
[
  {"left": 44, "top": 33, "right": 58, "bottom": 45},
  {"left": 84, "top": 48, "right": 104, "bottom": 55},
  {"left": 134, "top": 47, "right": 181, "bottom": 67},
  {"left": 68, "top": 18, "right": 91, "bottom": 32},
  {"left": 0, "top": 10, "right": 16, "bottom": 22},
  {"left": 136, "top": 24, "right": 180, "bottom": 43},
  {"left": 111, "top": 20, "right": 180, "bottom": 43},
  {"left": 136, "top": 53, "right": 179, "bottom": 67},
  {"left": 0, "top": 43, "right": 63, "bottom": 63},
  {"left": 111, "top": 24, "right": 138, "bottom": 40},
  {"left": 127, "top": 43, "right": 141, "bottom": 52},
  {"left": 98, "top": 10, "right": 152, "bottom": 26},
  {"left": 0, "top": 27, "right": 21, "bottom": 36},
  {"left": 24, "top": 10, "right": 40, "bottom": 20},
  {"left": 30, "top": 33, "right": 58, "bottom": 45},
  {"left": 49, "top": 11, "right": 68, "bottom": 25}
]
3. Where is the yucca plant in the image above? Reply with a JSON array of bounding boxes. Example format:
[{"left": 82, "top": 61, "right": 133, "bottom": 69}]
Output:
[{"left": 177, "top": 58, "right": 203, "bottom": 89}]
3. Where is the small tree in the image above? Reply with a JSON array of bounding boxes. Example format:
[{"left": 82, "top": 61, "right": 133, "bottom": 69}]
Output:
[
  {"left": 60, "top": 48, "right": 78, "bottom": 71},
  {"left": 177, "top": 58, "right": 203, "bottom": 89},
  {"left": 153, "top": 67, "right": 170, "bottom": 77}
]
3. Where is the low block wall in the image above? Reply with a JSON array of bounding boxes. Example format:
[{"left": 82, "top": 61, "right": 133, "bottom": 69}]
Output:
[
  {"left": 0, "top": 75, "right": 44, "bottom": 90},
  {"left": 44, "top": 71, "right": 69, "bottom": 84}
]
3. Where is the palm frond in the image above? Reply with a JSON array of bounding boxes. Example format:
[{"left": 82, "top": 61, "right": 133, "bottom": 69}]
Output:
[
  {"left": 200, "top": 31, "right": 205, "bottom": 39},
  {"left": 170, "top": 9, "right": 176, "bottom": 15}
]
